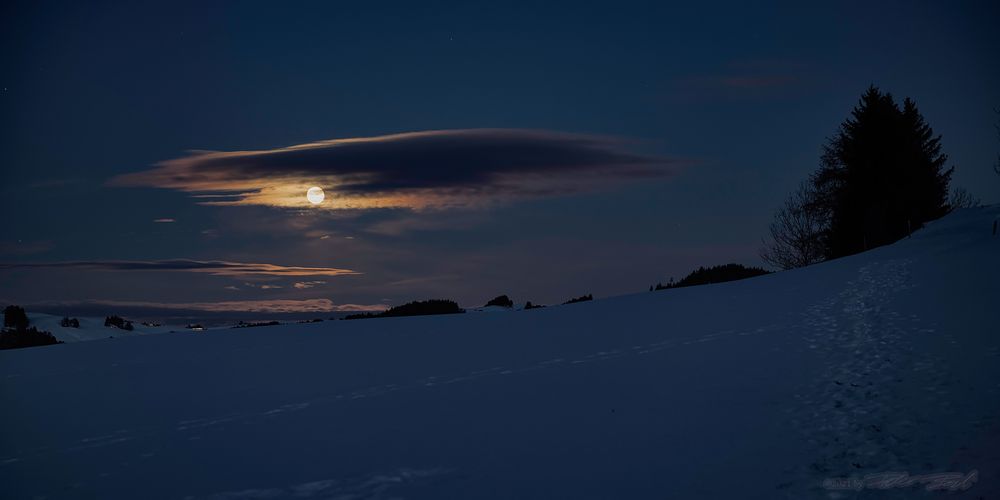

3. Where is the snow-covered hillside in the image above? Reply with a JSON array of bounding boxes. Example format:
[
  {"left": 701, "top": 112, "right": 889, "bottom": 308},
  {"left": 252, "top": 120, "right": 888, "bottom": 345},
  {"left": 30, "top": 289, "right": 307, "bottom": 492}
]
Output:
[
  {"left": 26, "top": 313, "right": 180, "bottom": 343},
  {"left": 2, "top": 207, "right": 999, "bottom": 499}
]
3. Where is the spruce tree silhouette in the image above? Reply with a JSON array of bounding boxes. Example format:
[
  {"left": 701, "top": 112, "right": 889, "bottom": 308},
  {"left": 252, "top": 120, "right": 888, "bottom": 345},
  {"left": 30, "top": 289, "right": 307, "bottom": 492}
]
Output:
[
  {"left": 3, "top": 305, "right": 29, "bottom": 330},
  {"left": 812, "top": 86, "right": 952, "bottom": 258}
]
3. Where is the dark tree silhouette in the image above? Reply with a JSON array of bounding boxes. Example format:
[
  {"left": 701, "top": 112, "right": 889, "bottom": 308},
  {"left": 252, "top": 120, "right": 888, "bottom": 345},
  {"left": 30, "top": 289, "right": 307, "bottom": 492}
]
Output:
[
  {"left": 60, "top": 317, "right": 81, "bottom": 328},
  {"left": 765, "top": 86, "right": 955, "bottom": 266},
  {"left": 3, "top": 305, "right": 29, "bottom": 330},
  {"left": 105, "top": 315, "right": 134, "bottom": 331},
  {"left": 344, "top": 300, "right": 464, "bottom": 320},
  {"left": 381, "top": 300, "right": 463, "bottom": 317},
  {"left": 343, "top": 312, "right": 380, "bottom": 320},
  {"left": 653, "top": 264, "right": 770, "bottom": 290},
  {"left": 813, "top": 86, "right": 952, "bottom": 258},
  {"left": 1, "top": 305, "right": 62, "bottom": 350},
  {"left": 562, "top": 294, "right": 593, "bottom": 305},
  {"left": 484, "top": 295, "right": 514, "bottom": 308},
  {"left": 760, "top": 182, "right": 828, "bottom": 269},
  {"left": 0, "top": 327, "right": 62, "bottom": 350}
]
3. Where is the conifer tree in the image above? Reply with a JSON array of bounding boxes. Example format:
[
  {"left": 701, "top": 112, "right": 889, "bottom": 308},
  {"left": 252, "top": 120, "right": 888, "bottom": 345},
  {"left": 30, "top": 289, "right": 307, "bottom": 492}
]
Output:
[{"left": 811, "top": 86, "right": 952, "bottom": 258}]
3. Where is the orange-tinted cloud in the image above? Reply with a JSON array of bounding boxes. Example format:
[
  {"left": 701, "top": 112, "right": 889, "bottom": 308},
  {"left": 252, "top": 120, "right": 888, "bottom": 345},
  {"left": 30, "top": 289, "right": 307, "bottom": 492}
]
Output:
[
  {"left": 293, "top": 280, "right": 326, "bottom": 289},
  {"left": 111, "top": 129, "right": 678, "bottom": 210}
]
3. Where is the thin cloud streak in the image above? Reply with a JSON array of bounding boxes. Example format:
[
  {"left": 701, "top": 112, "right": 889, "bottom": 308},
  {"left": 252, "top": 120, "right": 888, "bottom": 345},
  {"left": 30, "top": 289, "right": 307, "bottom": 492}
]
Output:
[
  {"left": 0, "top": 259, "right": 359, "bottom": 277},
  {"left": 0, "top": 240, "right": 54, "bottom": 256},
  {"left": 111, "top": 129, "right": 680, "bottom": 211},
  {"left": 23, "top": 298, "right": 385, "bottom": 313},
  {"left": 718, "top": 75, "right": 797, "bottom": 88},
  {"left": 679, "top": 74, "right": 799, "bottom": 92}
]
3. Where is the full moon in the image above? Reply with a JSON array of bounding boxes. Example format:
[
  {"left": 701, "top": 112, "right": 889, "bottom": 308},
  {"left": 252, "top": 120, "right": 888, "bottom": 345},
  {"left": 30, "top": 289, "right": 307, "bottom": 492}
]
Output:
[{"left": 306, "top": 186, "right": 325, "bottom": 205}]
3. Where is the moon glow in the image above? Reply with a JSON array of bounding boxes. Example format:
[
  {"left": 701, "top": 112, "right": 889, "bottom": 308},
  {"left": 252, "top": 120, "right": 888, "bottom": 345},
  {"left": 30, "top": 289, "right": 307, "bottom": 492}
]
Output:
[{"left": 306, "top": 186, "right": 325, "bottom": 205}]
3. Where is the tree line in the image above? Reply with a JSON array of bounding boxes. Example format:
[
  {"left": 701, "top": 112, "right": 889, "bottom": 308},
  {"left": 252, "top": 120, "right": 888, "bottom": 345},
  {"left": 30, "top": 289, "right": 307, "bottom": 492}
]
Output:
[
  {"left": 651, "top": 264, "right": 770, "bottom": 291},
  {"left": 2, "top": 305, "right": 62, "bottom": 350}
]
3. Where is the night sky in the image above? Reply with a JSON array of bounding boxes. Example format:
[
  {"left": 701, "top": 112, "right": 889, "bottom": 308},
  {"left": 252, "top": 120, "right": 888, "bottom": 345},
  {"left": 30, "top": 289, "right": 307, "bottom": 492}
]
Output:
[{"left": 2, "top": 1, "right": 998, "bottom": 317}]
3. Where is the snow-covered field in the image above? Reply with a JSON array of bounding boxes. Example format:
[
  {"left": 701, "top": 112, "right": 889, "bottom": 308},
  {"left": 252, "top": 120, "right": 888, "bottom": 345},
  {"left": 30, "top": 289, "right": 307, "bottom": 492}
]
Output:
[
  {"left": 26, "top": 313, "right": 181, "bottom": 343},
  {"left": 2, "top": 207, "right": 999, "bottom": 499}
]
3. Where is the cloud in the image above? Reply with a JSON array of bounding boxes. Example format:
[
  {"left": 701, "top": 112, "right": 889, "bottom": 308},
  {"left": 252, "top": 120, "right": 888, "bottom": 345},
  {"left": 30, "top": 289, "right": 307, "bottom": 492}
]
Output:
[
  {"left": 716, "top": 75, "right": 797, "bottom": 89},
  {"left": 0, "top": 240, "right": 53, "bottom": 256},
  {"left": 22, "top": 299, "right": 384, "bottom": 314},
  {"left": 293, "top": 280, "right": 326, "bottom": 289},
  {"left": 680, "top": 74, "right": 798, "bottom": 93},
  {"left": 241, "top": 282, "right": 284, "bottom": 289},
  {"left": 111, "top": 129, "right": 679, "bottom": 210},
  {"left": 675, "top": 60, "right": 806, "bottom": 99},
  {"left": 0, "top": 259, "right": 358, "bottom": 277},
  {"left": 153, "top": 218, "right": 176, "bottom": 223}
]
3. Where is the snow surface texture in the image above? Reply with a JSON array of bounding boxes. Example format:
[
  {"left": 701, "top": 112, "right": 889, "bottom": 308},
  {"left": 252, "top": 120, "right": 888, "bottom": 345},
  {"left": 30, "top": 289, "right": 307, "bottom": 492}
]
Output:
[{"left": 2, "top": 206, "right": 999, "bottom": 499}]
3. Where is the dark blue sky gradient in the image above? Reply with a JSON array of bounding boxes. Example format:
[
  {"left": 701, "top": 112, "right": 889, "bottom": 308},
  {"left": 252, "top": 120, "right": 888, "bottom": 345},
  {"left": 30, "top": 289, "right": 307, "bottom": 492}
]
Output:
[{"left": 2, "top": 1, "right": 998, "bottom": 314}]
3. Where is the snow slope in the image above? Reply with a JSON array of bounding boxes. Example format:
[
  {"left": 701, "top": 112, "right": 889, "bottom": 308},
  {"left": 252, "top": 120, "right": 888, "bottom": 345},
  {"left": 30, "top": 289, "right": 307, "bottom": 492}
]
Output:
[
  {"left": 2, "top": 206, "right": 999, "bottom": 499},
  {"left": 26, "top": 313, "right": 179, "bottom": 343}
]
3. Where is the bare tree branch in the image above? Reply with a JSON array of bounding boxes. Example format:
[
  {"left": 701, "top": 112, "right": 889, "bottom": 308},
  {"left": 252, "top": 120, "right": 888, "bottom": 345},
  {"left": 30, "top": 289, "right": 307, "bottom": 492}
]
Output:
[{"left": 760, "top": 182, "right": 827, "bottom": 270}]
